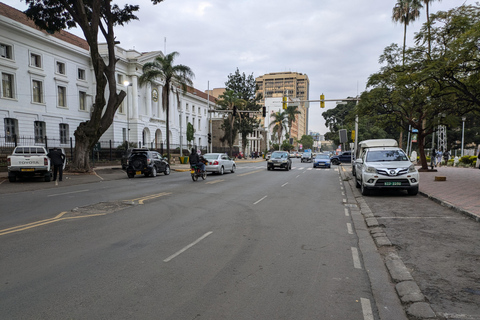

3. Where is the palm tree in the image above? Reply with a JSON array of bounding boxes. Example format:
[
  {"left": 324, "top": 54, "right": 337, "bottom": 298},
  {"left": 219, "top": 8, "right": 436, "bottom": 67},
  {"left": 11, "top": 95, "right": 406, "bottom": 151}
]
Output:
[
  {"left": 392, "top": 0, "right": 423, "bottom": 65},
  {"left": 139, "top": 52, "right": 195, "bottom": 163},
  {"left": 269, "top": 111, "right": 288, "bottom": 150},
  {"left": 216, "top": 90, "right": 246, "bottom": 156},
  {"left": 285, "top": 105, "right": 301, "bottom": 142},
  {"left": 421, "top": 0, "right": 441, "bottom": 58}
]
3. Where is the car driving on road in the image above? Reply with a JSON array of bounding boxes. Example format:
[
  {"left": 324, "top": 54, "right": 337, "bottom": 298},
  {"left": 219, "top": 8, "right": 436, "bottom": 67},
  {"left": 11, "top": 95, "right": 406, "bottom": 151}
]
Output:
[
  {"left": 313, "top": 153, "right": 331, "bottom": 168},
  {"left": 267, "top": 151, "right": 292, "bottom": 171},
  {"left": 126, "top": 150, "right": 170, "bottom": 178},
  {"left": 204, "top": 153, "right": 236, "bottom": 174},
  {"left": 330, "top": 151, "right": 353, "bottom": 165}
]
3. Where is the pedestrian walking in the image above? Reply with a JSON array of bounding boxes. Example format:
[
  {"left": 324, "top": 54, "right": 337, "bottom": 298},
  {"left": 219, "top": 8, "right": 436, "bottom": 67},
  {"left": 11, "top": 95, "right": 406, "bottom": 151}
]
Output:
[
  {"left": 443, "top": 150, "right": 450, "bottom": 166},
  {"left": 431, "top": 147, "right": 437, "bottom": 169},
  {"left": 47, "top": 147, "right": 65, "bottom": 182}
]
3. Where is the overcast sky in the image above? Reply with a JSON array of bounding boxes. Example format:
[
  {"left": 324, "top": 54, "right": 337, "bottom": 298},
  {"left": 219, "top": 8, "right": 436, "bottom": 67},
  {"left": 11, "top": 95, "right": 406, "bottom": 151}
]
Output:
[{"left": 4, "top": 0, "right": 475, "bottom": 134}]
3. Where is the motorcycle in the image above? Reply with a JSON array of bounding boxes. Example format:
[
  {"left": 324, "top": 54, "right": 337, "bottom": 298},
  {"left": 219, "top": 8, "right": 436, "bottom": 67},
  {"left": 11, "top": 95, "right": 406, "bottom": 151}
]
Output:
[{"left": 190, "top": 164, "right": 206, "bottom": 181}]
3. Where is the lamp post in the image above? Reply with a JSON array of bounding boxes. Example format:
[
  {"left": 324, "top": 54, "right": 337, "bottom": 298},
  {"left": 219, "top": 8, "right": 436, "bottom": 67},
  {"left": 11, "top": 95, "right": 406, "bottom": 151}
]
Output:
[
  {"left": 123, "top": 80, "right": 133, "bottom": 145},
  {"left": 461, "top": 116, "right": 466, "bottom": 157}
]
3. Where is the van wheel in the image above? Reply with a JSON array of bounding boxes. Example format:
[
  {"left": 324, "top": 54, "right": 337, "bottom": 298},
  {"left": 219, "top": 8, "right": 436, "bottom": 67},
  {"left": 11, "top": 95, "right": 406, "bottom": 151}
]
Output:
[
  {"left": 355, "top": 175, "right": 360, "bottom": 188},
  {"left": 361, "top": 182, "right": 370, "bottom": 196}
]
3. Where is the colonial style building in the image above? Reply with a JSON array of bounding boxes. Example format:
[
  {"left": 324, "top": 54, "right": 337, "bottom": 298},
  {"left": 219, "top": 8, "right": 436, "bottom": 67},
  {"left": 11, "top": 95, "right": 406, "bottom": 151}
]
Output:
[{"left": 0, "top": 2, "right": 215, "bottom": 152}]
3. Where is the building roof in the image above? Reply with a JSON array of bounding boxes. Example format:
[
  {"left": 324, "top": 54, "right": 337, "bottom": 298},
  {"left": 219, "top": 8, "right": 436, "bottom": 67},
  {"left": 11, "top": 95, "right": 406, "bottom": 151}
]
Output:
[{"left": 0, "top": 2, "right": 89, "bottom": 51}]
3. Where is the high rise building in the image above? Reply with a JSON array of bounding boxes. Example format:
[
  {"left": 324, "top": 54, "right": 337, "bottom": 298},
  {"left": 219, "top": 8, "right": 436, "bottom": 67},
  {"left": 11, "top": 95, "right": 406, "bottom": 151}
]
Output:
[{"left": 256, "top": 72, "right": 310, "bottom": 144}]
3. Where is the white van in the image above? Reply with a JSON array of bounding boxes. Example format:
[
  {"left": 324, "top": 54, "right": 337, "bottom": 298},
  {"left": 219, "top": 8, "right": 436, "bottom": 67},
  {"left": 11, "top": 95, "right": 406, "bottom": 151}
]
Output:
[{"left": 353, "top": 139, "right": 419, "bottom": 196}]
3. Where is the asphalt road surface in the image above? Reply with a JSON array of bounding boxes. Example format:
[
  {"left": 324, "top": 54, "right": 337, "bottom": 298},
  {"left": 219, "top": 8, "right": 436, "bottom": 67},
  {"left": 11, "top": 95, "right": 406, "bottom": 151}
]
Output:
[{"left": 0, "top": 159, "right": 382, "bottom": 319}]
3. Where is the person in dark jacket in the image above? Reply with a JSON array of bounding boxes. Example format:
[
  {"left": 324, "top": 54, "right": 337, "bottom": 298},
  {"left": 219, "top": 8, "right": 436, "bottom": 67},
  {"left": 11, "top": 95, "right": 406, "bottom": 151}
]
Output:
[
  {"left": 189, "top": 148, "right": 206, "bottom": 172},
  {"left": 47, "top": 147, "right": 65, "bottom": 182}
]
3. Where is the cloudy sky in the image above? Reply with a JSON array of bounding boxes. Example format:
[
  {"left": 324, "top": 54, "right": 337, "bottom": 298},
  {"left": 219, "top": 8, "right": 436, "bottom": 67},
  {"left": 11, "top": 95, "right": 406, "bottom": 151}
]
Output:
[{"left": 4, "top": 0, "right": 475, "bottom": 134}]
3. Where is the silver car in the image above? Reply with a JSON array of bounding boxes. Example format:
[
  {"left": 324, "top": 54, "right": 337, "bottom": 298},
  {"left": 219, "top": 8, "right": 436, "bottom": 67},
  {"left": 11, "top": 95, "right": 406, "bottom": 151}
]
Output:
[{"left": 204, "top": 153, "right": 236, "bottom": 175}]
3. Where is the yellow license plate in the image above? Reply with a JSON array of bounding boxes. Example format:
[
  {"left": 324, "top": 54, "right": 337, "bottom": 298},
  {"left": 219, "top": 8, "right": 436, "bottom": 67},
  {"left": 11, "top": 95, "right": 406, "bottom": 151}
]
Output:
[
  {"left": 136, "top": 171, "right": 142, "bottom": 175},
  {"left": 21, "top": 168, "right": 35, "bottom": 172}
]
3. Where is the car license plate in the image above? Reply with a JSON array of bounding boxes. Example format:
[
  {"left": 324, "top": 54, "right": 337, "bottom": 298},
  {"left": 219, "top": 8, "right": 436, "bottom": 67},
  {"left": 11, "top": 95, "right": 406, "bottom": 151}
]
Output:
[
  {"left": 21, "top": 168, "right": 34, "bottom": 172},
  {"left": 384, "top": 181, "right": 401, "bottom": 186},
  {"left": 136, "top": 171, "right": 142, "bottom": 175},
  {"left": 274, "top": 163, "right": 281, "bottom": 166}
]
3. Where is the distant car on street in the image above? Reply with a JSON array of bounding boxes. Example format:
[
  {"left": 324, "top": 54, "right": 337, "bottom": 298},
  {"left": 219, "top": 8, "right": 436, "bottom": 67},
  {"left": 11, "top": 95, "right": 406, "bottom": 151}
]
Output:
[
  {"left": 267, "top": 151, "right": 292, "bottom": 171},
  {"left": 313, "top": 153, "right": 331, "bottom": 168},
  {"left": 330, "top": 151, "right": 353, "bottom": 165},
  {"left": 204, "top": 153, "right": 236, "bottom": 175},
  {"left": 301, "top": 152, "right": 312, "bottom": 163}
]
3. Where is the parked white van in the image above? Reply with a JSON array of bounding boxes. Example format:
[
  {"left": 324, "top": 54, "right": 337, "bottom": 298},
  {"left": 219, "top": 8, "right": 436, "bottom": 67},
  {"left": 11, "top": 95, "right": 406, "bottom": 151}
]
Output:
[{"left": 354, "top": 139, "right": 419, "bottom": 196}]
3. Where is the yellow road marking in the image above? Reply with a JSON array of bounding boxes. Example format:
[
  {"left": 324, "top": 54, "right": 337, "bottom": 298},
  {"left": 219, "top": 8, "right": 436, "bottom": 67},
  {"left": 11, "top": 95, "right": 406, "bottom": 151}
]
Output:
[
  {"left": 238, "top": 169, "right": 263, "bottom": 177},
  {"left": 128, "top": 192, "right": 172, "bottom": 204},
  {"left": 205, "top": 180, "right": 224, "bottom": 185}
]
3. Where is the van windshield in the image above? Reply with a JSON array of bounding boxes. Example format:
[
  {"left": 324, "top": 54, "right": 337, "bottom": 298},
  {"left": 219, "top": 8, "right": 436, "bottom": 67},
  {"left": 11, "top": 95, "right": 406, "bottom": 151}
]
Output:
[{"left": 366, "top": 150, "right": 408, "bottom": 162}]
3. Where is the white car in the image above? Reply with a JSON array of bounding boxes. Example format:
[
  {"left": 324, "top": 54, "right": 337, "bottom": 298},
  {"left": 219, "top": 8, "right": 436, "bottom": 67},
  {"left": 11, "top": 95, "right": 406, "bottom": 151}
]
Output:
[
  {"left": 204, "top": 153, "right": 236, "bottom": 175},
  {"left": 354, "top": 147, "right": 419, "bottom": 196}
]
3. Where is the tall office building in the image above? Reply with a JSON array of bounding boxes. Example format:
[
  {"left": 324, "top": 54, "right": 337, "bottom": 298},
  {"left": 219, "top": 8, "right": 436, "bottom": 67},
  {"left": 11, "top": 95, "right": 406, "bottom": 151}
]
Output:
[{"left": 256, "top": 72, "right": 310, "bottom": 143}]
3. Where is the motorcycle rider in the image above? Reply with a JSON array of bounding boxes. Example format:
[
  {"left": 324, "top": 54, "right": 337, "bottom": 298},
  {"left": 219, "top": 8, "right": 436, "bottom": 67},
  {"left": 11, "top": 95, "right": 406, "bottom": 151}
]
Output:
[{"left": 189, "top": 148, "right": 206, "bottom": 172}]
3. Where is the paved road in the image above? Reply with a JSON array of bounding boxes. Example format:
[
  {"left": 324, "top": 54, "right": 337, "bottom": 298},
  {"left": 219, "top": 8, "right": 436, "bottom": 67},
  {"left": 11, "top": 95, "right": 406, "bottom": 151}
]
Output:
[{"left": 0, "top": 160, "right": 386, "bottom": 319}]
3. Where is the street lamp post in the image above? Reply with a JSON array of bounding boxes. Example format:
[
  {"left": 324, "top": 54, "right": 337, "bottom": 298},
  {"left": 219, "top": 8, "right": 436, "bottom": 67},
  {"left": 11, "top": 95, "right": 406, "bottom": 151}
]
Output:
[
  {"left": 123, "top": 80, "right": 133, "bottom": 145},
  {"left": 461, "top": 116, "right": 466, "bottom": 157}
]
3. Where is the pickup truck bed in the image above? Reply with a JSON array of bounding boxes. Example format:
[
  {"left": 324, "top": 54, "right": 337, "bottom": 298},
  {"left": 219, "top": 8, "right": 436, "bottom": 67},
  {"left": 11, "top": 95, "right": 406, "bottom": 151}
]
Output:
[{"left": 7, "top": 146, "right": 52, "bottom": 182}]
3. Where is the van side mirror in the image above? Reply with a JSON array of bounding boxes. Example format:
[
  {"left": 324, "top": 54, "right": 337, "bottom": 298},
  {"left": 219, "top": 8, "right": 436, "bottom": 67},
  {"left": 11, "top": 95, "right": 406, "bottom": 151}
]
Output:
[{"left": 355, "top": 158, "right": 363, "bottom": 165}]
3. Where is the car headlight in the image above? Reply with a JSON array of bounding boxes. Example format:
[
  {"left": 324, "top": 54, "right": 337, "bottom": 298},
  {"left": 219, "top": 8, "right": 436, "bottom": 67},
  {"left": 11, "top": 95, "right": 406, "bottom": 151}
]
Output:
[
  {"left": 365, "top": 166, "right": 376, "bottom": 173},
  {"left": 408, "top": 164, "right": 417, "bottom": 173}
]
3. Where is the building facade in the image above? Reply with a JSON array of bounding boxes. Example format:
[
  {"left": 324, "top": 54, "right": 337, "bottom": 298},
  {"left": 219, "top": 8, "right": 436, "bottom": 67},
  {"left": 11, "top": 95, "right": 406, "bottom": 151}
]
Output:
[
  {"left": 0, "top": 2, "right": 215, "bottom": 154},
  {"left": 255, "top": 71, "right": 310, "bottom": 145}
]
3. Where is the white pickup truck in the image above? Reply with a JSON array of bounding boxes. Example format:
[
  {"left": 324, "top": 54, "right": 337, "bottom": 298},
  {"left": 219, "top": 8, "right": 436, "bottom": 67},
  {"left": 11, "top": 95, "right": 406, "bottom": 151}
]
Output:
[{"left": 7, "top": 146, "right": 52, "bottom": 182}]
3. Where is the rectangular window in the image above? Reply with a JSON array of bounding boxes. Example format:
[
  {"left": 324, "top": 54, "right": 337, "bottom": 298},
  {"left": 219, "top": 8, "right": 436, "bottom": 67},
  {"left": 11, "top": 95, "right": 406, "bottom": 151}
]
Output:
[
  {"left": 32, "top": 80, "right": 43, "bottom": 103},
  {"left": 30, "top": 53, "right": 41, "bottom": 68},
  {"left": 58, "top": 86, "right": 66, "bottom": 107},
  {"left": 117, "top": 74, "right": 123, "bottom": 85},
  {"left": 2, "top": 73, "right": 14, "bottom": 98},
  {"left": 78, "top": 68, "right": 85, "bottom": 80},
  {"left": 118, "top": 100, "right": 124, "bottom": 114},
  {"left": 56, "top": 61, "right": 65, "bottom": 74},
  {"left": 186, "top": 103, "right": 189, "bottom": 112},
  {"left": 34, "top": 121, "right": 46, "bottom": 143},
  {"left": 0, "top": 43, "right": 13, "bottom": 59},
  {"left": 198, "top": 119, "right": 201, "bottom": 131},
  {"left": 59, "top": 123, "right": 69, "bottom": 144},
  {"left": 79, "top": 91, "right": 86, "bottom": 110},
  {"left": 4, "top": 118, "right": 17, "bottom": 142}
]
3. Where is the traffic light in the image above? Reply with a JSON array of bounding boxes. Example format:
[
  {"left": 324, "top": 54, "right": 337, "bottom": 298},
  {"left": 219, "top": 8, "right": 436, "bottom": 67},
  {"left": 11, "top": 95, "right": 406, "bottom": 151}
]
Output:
[
  {"left": 208, "top": 133, "right": 212, "bottom": 143},
  {"left": 233, "top": 106, "right": 237, "bottom": 116},
  {"left": 262, "top": 106, "right": 266, "bottom": 117},
  {"left": 320, "top": 94, "right": 325, "bottom": 108},
  {"left": 282, "top": 96, "right": 287, "bottom": 110}
]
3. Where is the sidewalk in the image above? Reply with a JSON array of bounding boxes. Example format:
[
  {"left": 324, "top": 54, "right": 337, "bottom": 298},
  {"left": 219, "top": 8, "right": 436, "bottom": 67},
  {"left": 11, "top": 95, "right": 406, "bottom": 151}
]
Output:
[{"left": 418, "top": 166, "right": 480, "bottom": 221}]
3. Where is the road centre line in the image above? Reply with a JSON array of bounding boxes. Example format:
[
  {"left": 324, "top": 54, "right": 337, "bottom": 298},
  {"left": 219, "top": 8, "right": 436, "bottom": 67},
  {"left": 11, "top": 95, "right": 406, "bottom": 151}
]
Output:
[
  {"left": 163, "top": 231, "right": 213, "bottom": 262},
  {"left": 128, "top": 192, "right": 171, "bottom": 204},
  {"left": 376, "top": 216, "right": 466, "bottom": 220},
  {"left": 238, "top": 169, "right": 263, "bottom": 177},
  {"left": 345, "top": 208, "right": 350, "bottom": 216},
  {"left": 254, "top": 195, "right": 267, "bottom": 205},
  {"left": 281, "top": 182, "right": 288, "bottom": 187},
  {"left": 47, "top": 189, "right": 90, "bottom": 197},
  {"left": 360, "top": 298, "right": 374, "bottom": 320},
  {"left": 351, "top": 247, "right": 362, "bottom": 269}
]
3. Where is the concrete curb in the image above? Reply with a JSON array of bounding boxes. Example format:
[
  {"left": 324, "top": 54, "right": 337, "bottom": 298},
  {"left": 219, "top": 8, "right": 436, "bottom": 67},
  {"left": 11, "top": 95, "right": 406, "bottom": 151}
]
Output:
[
  {"left": 339, "top": 166, "right": 438, "bottom": 319},
  {"left": 418, "top": 190, "right": 480, "bottom": 223}
]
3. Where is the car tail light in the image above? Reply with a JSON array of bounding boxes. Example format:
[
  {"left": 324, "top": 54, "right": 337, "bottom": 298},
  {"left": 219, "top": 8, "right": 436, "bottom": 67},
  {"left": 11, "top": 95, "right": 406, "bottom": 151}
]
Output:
[
  {"left": 7, "top": 158, "right": 11, "bottom": 166},
  {"left": 147, "top": 158, "right": 151, "bottom": 164},
  {"left": 44, "top": 157, "right": 48, "bottom": 165},
  {"left": 213, "top": 161, "right": 219, "bottom": 165}
]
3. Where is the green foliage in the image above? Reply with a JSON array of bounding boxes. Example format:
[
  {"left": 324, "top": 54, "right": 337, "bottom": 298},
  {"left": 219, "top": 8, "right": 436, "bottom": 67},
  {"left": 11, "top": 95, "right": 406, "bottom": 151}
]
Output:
[
  {"left": 459, "top": 155, "right": 477, "bottom": 165},
  {"left": 186, "top": 122, "right": 195, "bottom": 143},
  {"left": 281, "top": 141, "right": 294, "bottom": 151},
  {"left": 298, "top": 135, "right": 314, "bottom": 150}
]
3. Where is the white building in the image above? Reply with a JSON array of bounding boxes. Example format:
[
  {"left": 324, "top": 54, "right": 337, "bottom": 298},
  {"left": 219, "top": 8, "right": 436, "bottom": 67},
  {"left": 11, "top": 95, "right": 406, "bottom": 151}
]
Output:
[{"left": 0, "top": 2, "right": 214, "bottom": 151}]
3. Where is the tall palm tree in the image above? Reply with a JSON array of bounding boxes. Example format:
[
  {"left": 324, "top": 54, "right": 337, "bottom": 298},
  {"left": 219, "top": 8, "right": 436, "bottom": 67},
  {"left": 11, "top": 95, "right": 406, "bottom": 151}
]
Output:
[
  {"left": 422, "top": 0, "right": 441, "bottom": 58},
  {"left": 139, "top": 52, "right": 195, "bottom": 163},
  {"left": 269, "top": 111, "right": 288, "bottom": 150},
  {"left": 285, "top": 105, "right": 301, "bottom": 142},
  {"left": 216, "top": 90, "right": 246, "bottom": 156},
  {"left": 392, "top": 0, "right": 423, "bottom": 65}
]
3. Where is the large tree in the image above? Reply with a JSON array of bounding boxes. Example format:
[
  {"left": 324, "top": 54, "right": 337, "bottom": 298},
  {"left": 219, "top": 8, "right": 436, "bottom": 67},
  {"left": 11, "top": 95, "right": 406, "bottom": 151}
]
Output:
[
  {"left": 392, "top": 0, "right": 423, "bottom": 65},
  {"left": 269, "top": 111, "right": 288, "bottom": 149},
  {"left": 224, "top": 68, "right": 262, "bottom": 154},
  {"left": 24, "top": 0, "right": 164, "bottom": 171},
  {"left": 285, "top": 105, "right": 301, "bottom": 141},
  {"left": 138, "top": 51, "right": 195, "bottom": 162}
]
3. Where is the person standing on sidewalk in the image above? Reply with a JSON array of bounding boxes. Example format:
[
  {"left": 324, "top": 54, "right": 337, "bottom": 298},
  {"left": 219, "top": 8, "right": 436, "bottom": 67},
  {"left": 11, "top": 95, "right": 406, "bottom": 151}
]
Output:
[
  {"left": 47, "top": 147, "right": 65, "bottom": 182},
  {"left": 443, "top": 150, "right": 450, "bottom": 166},
  {"left": 431, "top": 147, "right": 437, "bottom": 169}
]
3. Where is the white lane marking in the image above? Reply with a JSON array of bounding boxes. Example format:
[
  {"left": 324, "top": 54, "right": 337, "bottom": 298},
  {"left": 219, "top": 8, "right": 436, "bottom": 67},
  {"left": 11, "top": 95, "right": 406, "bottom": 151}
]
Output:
[
  {"left": 360, "top": 298, "right": 374, "bottom": 320},
  {"left": 347, "top": 223, "right": 353, "bottom": 234},
  {"left": 296, "top": 175, "right": 300, "bottom": 178},
  {"left": 281, "top": 182, "right": 288, "bottom": 187},
  {"left": 344, "top": 208, "right": 350, "bottom": 216},
  {"left": 163, "top": 231, "right": 213, "bottom": 262},
  {"left": 254, "top": 195, "right": 267, "bottom": 205},
  {"left": 47, "top": 189, "right": 89, "bottom": 197},
  {"left": 437, "top": 313, "right": 480, "bottom": 319},
  {"left": 307, "top": 168, "right": 313, "bottom": 170},
  {"left": 342, "top": 199, "right": 347, "bottom": 203},
  {"left": 351, "top": 247, "right": 362, "bottom": 269}
]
